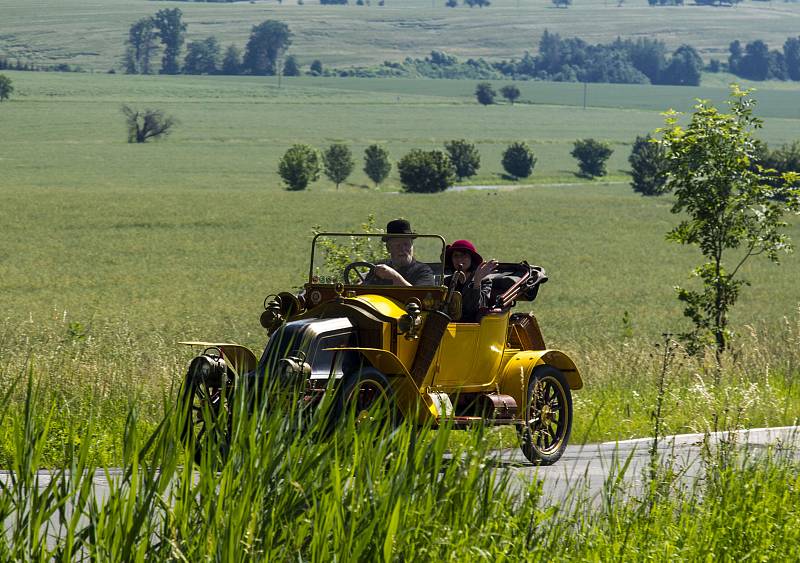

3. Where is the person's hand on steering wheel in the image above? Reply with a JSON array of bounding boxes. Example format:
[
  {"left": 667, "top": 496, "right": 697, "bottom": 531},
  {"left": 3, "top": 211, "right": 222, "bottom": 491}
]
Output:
[{"left": 343, "top": 261, "right": 376, "bottom": 285}]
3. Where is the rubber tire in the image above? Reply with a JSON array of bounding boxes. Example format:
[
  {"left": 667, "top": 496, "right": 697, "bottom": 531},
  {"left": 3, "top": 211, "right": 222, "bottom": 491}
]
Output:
[
  {"left": 333, "top": 368, "right": 400, "bottom": 430},
  {"left": 519, "top": 365, "right": 573, "bottom": 466},
  {"left": 180, "top": 374, "right": 233, "bottom": 466}
]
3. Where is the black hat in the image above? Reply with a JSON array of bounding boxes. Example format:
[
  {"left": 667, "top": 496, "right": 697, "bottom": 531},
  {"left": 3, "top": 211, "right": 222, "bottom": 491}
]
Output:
[{"left": 382, "top": 218, "right": 416, "bottom": 241}]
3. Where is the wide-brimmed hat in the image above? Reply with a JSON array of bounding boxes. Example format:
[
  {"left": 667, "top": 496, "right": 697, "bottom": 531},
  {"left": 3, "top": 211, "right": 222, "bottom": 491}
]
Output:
[
  {"left": 382, "top": 218, "right": 416, "bottom": 241},
  {"left": 445, "top": 239, "right": 483, "bottom": 270}
]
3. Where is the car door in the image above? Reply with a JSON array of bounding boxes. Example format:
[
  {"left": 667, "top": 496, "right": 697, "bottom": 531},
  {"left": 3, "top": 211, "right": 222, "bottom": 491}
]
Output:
[{"left": 432, "top": 311, "right": 509, "bottom": 389}]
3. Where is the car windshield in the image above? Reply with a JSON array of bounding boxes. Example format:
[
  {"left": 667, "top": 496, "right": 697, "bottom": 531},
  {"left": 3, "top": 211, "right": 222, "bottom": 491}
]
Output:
[{"left": 310, "top": 233, "right": 446, "bottom": 287}]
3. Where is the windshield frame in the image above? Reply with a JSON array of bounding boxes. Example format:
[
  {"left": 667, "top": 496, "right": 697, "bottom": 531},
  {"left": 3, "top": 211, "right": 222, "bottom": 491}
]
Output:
[{"left": 309, "top": 232, "right": 447, "bottom": 287}]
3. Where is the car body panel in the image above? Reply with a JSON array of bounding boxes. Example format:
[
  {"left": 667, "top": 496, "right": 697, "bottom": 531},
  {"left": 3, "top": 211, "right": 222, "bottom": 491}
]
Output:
[{"left": 179, "top": 341, "right": 257, "bottom": 376}]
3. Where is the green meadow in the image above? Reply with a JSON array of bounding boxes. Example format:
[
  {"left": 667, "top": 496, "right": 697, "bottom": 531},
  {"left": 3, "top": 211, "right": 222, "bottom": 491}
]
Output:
[
  {"left": 1, "top": 70, "right": 800, "bottom": 466},
  {"left": 2, "top": 0, "right": 800, "bottom": 72}
]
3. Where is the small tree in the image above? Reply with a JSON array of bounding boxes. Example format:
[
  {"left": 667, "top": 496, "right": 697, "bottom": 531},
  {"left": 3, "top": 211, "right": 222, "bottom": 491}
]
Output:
[
  {"left": 500, "top": 84, "right": 520, "bottom": 104},
  {"left": 283, "top": 55, "right": 300, "bottom": 76},
  {"left": 659, "top": 86, "right": 800, "bottom": 361},
  {"left": 279, "top": 144, "right": 321, "bottom": 191},
  {"left": 475, "top": 82, "right": 496, "bottom": 105},
  {"left": 445, "top": 0, "right": 458, "bottom": 6},
  {"left": 121, "top": 105, "right": 177, "bottom": 143},
  {"left": 243, "top": 20, "right": 292, "bottom": 75},
  {"left": 0, "top": 74, "right": 13, "bottom": 102},
  {"left": 323, "top": 143, "right": 354, "bottom": 189},
  {"left": 629, "top": 134, "right": 669, "bottom": 196},
  {"left": 444, "top": 139, "right": 481, "bottom": 181},
  {"left": 398, "top": 149, "right": 456, "bottom": 193},
  {"left": 363, "top": 144, "right": 392, "bottom": 188},
  {"left": 153, "top": 8, "right": 186, "bottom": 75},
  {"left": 310, "top": 59, "right": 323, "bottom": 76},
  {"left": 124, "top": 17, "right": 159, "bottom": 75},
  {"left": 502, "top": 142, "right": 536, "bottom": 179},
  {"left": 571, "top": 138, "right": 614, "bottom": 178},
  {"left": 183, "top": 37, "right": 220, "bottom": 75},
  {"left": 221, "top": 45, "right": 242, "bottom": 75}
]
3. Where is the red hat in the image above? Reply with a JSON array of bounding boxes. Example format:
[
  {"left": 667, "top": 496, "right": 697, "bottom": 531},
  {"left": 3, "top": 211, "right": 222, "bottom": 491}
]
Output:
[{"left": 445, "top": 239, "right": 483, "bottom": 270}]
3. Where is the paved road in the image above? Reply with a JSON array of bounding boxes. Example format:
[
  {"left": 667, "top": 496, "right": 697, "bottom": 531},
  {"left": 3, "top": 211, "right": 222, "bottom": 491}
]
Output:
[
  {"left": 3, "top": 425, "right": 798, "bottom": 545},
  {"left": 498, "top": 425, "right": 800, "bottom": 504}
]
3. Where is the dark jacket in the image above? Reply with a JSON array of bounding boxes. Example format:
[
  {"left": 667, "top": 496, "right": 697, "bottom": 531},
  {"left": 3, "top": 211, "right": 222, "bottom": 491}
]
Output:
[
  {"left": 364, "top": 259, "right": 435, "bottom": 286},
  {"left": 444, "top": 271, "right": 492, "bottom": 323}
]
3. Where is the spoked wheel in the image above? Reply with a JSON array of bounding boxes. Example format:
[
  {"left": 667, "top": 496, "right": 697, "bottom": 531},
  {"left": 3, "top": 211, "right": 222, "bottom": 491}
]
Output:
[
  {"left": 180, "top": 355, "right": 234, "bottom": 465},
  {"left": 519, "top": 365, "right": 573, "bottom": 465},
  {"left": 335, "top": 368, "right": 399, "bottom": 430}
]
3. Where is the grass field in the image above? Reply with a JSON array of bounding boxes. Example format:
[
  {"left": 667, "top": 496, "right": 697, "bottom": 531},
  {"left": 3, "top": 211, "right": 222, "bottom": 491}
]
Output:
[
  {"left": 2, "top": 71, "right": 800, "bottom": 343},
  {"left": 4, "top": 377, "right": 800, "bottom": 560},
  {"left": 2, "top": 0, "right": 800, "bottom": 72},
  {"left": 2, "top": 70, "right": 800, "bottom": 465}
]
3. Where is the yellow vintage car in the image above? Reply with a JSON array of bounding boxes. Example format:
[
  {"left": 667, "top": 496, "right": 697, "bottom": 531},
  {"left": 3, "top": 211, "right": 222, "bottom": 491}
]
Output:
[{"left": 181, "top": 232, "right": 582, "bottom": 465}]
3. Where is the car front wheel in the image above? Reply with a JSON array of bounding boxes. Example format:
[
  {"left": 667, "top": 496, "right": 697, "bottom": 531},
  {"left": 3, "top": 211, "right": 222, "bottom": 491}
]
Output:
[
  {"left": 519, "top": 365, "right": 573, "bottom": 465},
  {"left": 180, "top": 356, "right": 234, "bottom": 465},
  {"left": 334, "top": 368, "right": 400, "bottom": 430}
]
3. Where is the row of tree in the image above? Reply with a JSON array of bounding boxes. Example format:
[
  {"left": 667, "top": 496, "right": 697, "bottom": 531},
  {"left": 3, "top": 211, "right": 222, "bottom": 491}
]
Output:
[
  {"left": 727, "top": 37, "right": 800, "bottom": 82},
  {"left": 276, "top": 139, "right": 618, "bottom": 192},
  {"left": 278, "top": 134, "right": 800, "bottom": 195},
  {"left": 338, "top": 35, "right": 705, "bottom": 85},
  {"left": 117, "top": 15, "right": 800, "bottom": 86},
  {"left": 630, "top": 133, "right": 800, "bottom": 197},
  {"left": 125, "top": 11, "right": 293, "bottom": 76},
  {"left": 493, "top": 31, "right": 704, "bottom": 86}
]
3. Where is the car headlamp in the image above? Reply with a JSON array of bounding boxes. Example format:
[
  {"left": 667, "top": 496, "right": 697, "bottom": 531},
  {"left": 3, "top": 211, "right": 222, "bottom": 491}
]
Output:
[{"left": 187, "top": 354, "right": 228, "bottom": 388}]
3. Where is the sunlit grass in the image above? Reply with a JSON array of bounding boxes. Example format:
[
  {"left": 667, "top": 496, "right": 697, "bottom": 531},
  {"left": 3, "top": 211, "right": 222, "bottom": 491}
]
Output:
[{"left": 1, "top": 369, "right": 800, "bottom": 559}]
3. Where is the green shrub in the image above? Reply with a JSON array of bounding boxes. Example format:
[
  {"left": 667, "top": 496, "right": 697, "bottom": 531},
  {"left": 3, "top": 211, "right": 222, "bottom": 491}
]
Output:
[
  {"left": 572, "top": 138, "right": 614, "bottom": 178},
  {"left": 444, "top": 139, "right": 481, "bottom": 181},
  {"left": 501, "top": 141, "right": 536, "bottom": 179},
  {"left": 363, "top": 144, "right": 391, "bottom": 188},
  {"left": 475, "top": 82, "right": 496, "bottom": 105},
  {"left": 397, "top": 149, "right": 455, "bottom": 193},
  {"left": 278, "top": 144, "right": 321, "bottom": 191},
  {"left": 323, "top": 143, "right": 354, "bottom": 190},
  {"left": 629, "top": 134, "right": 669, "bottom": 196}
]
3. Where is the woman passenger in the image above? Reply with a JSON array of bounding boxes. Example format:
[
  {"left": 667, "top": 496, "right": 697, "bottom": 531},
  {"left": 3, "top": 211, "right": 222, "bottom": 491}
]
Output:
[{"left": 444, "top": 239, "right": 498, "bottom": 323}]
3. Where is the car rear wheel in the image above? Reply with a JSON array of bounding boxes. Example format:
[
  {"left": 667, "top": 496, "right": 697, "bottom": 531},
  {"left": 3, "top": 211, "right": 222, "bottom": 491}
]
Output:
[
  {"left": 335, "top": 368, "right": 399, "bottom": 430},
  {"left": 519, "top": 365, "right": 572, "bottom": 465}
]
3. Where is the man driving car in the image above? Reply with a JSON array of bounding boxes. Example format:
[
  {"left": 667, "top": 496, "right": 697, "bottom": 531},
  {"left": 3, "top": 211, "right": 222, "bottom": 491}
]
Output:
[{"left": 364, "top": 219, "right": 435, "bottom": 286}]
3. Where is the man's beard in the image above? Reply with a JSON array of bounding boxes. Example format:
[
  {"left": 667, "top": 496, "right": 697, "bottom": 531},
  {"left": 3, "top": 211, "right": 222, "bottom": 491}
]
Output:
[{"left": 393, "top": 254, "right": 413, "bottom": 268}]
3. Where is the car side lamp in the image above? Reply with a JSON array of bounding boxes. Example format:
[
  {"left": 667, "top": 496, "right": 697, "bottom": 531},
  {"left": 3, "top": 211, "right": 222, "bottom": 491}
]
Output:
[
  {"left": 398, "top": 299, "right": 422, "bottom": 340},
  {"left": 278, "top": 354, "right": 312, "bottom": 380}
]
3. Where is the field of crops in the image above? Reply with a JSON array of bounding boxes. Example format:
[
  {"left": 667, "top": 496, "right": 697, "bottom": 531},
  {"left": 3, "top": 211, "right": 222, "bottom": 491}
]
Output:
[
  {"left": 3, "top": 70, "right": 800, "bottom": 340},
  {"left": 2, "top": 0, "right": 800, "bottom": 72},
  {"left": 2, "top": 70, "right": 800, "bottom": 466}
]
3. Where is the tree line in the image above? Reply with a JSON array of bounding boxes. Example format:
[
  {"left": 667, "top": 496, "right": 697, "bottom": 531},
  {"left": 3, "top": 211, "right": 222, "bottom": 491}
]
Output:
[
  {"left": 725, "top": 37, "right": 800, "bottom": 82},
  {"left": 493, "top": 31, "right": 703, "bottom": 86},
  {"left": 335, "top": 33, "right": 706, "bottom": 86},
  {"left": 124, "top": 10, "right": 295, "bottom": 76},
  {"left": 275, "top": 139, "right": 620, "bottom": 192},
  {"left": 117, "top": 14, "right": 800, "bottom": 87}
]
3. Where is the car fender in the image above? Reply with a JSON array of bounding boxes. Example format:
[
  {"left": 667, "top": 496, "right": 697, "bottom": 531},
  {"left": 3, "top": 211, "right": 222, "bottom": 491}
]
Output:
[
  {"left": 325, "top": 347, "right": 432, "bottom": 421},
  {"left": 179, "top": 341, "right": 258, "bottom": 377},
  {"left": 499, "top": 349, "right": 582, "bottom": 401}
]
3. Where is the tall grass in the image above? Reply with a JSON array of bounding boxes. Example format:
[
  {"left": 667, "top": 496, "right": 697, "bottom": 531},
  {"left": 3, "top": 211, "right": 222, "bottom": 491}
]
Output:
[{"left": 1, "top": 366, "right": 800, "bottom": 560}]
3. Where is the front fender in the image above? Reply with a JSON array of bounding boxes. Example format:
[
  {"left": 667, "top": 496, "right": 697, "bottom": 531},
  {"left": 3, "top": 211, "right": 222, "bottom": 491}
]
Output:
[
  {"left": 179, "top": 341, "right": 258, "bottom": 377},
  {"left": 499, "top": 349, "right": 582, "bottom": 403},
  {"left": 325, "top": 347, "right": 435, "bottom": 422}
]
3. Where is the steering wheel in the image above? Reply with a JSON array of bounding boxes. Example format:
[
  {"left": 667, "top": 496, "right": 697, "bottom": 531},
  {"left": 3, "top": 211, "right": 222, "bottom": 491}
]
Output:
[{"left": 343, "top": 261, "right": 377, "bottom": 285}]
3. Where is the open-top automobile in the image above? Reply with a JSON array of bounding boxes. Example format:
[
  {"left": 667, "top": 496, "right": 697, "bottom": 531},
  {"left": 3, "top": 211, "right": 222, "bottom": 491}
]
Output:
[{"left": 181, "top": 232, "right": 582, "bottom": 465}]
